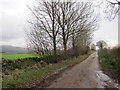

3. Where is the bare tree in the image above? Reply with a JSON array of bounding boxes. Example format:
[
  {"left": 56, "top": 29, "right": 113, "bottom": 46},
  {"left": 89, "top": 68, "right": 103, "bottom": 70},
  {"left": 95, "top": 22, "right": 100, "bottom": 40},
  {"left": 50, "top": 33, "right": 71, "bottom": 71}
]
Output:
[
  {"left": 27, "top": 0, "right": 60, "bottom": 61},
  {"left": 56, "top": 2, "right": 97, "bottom": 55},
  {"left": 98, "top": 0, "right": 120, "bottom": 20},
  {"left": 69, "top": 3, "right": 98, "bottom": 55},
  {"left": 71, "top": 3, "right": 97, "bottom": 47},
  {"left": 56, "top": 1, "right": 75, "bottom": 54}
]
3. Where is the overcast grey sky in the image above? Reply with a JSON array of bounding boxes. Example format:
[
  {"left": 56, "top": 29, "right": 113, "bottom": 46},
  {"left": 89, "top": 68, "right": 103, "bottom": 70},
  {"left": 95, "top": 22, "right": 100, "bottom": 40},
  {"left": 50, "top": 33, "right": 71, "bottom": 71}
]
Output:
[{"left": 0, "top": 0, "right": 118, "bottom": 47}]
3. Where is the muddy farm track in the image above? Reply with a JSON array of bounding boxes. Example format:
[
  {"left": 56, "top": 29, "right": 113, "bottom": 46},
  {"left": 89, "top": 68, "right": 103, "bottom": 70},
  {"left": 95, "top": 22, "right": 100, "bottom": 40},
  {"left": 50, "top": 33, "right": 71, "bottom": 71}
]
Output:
[{"left": 48, "top": 52, "right": 120, "bottom": 89}]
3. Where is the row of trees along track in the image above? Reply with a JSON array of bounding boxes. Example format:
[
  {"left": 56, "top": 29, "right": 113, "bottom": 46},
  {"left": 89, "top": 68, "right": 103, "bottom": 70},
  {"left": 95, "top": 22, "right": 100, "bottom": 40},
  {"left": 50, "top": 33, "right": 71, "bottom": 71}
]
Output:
[{"left": 26, "top": 0, "right": 98, "bottom": 63}]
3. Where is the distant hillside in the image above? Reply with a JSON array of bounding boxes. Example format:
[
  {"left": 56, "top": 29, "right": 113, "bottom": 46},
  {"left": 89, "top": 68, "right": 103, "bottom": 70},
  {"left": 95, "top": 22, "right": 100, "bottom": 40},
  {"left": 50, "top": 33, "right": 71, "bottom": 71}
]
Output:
[{"left": 0, "top": 45, "right": 28, "bottom": 53}]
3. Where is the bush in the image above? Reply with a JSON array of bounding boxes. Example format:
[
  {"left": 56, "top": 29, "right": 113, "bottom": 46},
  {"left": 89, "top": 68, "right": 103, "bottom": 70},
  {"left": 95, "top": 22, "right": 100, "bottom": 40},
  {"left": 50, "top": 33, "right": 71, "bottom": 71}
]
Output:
[
  {"left": 2, "top": 58, "right": 38, "bottom": 72},
  {"left": 98, "top": 47, "right": 120, "bottom": 74}
]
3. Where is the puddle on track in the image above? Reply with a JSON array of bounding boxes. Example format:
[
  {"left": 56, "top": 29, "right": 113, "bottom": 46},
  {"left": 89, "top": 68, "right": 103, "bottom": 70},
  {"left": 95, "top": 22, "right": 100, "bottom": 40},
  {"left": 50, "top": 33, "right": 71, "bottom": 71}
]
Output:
[{"left": 96, "top": 70, "right": 120, "bottom": 89}]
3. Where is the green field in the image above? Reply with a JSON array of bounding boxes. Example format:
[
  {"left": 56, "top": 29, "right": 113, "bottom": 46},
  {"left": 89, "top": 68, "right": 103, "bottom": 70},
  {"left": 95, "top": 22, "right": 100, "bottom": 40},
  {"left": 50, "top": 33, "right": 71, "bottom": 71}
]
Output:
[{"left": 0, "top": 53, "right": 39, "bottom": 59}]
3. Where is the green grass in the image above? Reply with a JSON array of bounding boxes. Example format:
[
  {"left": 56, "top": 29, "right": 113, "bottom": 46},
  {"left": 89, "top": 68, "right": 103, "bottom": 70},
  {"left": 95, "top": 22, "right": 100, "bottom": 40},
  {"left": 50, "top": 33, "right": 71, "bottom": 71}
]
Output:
[
  {"left": 0, "top": 53, "right": 2, "bottom": 57},
  {"left": 98, "top": 47, "right": 120, "bottom": 74},
  {"left": 1, "top": 53, "right": 39, "bottom": 59},
  {"left": 100, "top": 58, "right": 117, "bottom": 73},
  {"left": 2, "top": 51, "right": 93, "bottom": 88}
]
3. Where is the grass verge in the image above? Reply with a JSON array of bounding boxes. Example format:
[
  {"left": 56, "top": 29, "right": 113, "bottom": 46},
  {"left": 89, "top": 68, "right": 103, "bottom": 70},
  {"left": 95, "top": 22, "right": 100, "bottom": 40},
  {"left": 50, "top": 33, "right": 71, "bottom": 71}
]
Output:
[{"left": 98, "top": 48, "right": 120, "bottom": 74}]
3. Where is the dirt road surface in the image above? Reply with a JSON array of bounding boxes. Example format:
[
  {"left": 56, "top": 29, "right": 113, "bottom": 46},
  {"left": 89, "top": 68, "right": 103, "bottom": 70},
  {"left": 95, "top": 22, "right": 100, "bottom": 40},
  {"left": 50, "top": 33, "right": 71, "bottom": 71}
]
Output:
[{"left": 48, "top": 52, "right": 120, "bottom": 89}]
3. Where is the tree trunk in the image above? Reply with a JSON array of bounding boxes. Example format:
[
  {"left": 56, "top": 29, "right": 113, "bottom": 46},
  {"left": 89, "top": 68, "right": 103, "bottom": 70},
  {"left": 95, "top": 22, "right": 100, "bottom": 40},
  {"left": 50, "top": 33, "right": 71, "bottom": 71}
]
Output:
[
  {"left": 53, "top": 37, "right": 57, "bottom": 62},
  {"left": 52, "top": 2, "right": 57, "bottom": 62},
  {"left": 62, "top": 7, "right": 67, "bottom": 56}
]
